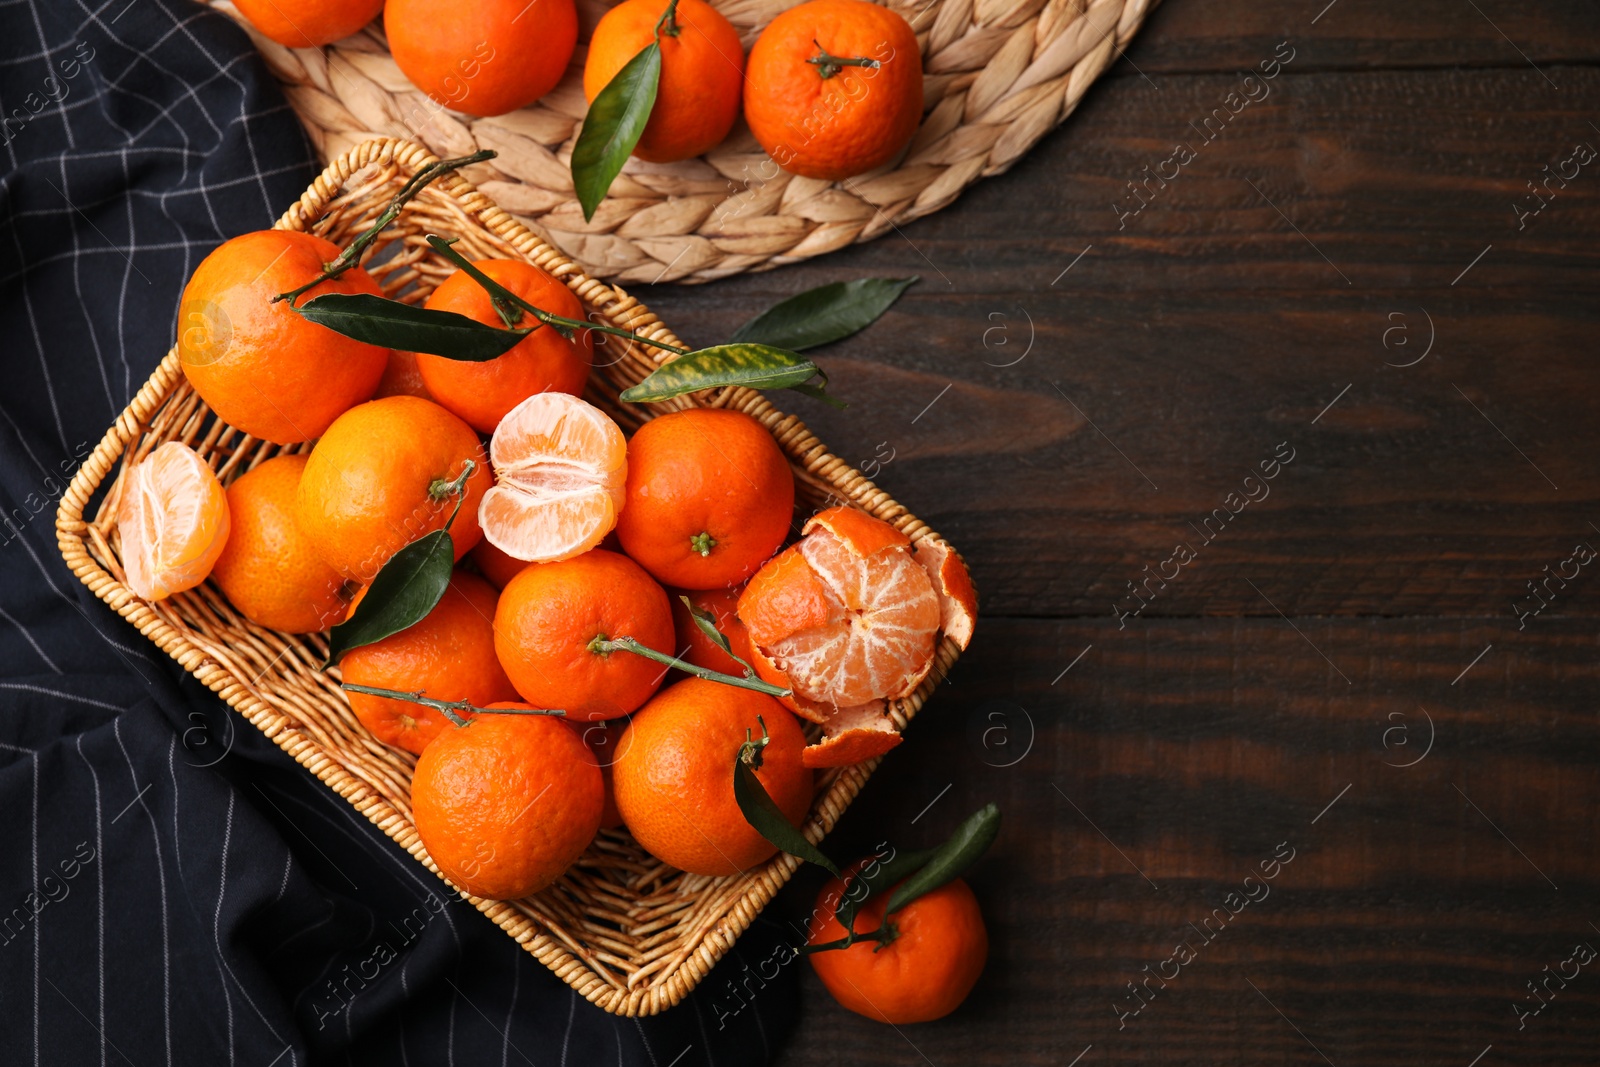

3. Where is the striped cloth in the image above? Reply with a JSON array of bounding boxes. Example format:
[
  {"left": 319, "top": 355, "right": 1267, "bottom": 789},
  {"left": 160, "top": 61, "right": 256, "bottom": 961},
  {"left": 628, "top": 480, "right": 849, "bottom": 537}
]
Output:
[{"left": 0, "top": 2, "right": 798, "bottom": 1063}]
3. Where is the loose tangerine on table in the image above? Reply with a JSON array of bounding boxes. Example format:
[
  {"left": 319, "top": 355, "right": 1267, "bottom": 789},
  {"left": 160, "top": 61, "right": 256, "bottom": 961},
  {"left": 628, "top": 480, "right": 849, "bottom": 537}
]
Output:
[
  {"left": 584, "top": 0, "right": 746, "bottom": 164},
  {"left": 385, "top": 0, "right": 578, "bottom": 117},
  {"left": 743, "top": 0, "right": 925, "bottom": 181}
]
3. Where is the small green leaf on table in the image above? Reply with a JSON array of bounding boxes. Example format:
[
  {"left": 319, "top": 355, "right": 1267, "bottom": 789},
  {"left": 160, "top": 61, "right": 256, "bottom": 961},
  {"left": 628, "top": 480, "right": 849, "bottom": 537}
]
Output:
[
  {"left": 883, "top": 802, "right": 1001, "bottom": 916},
  {"left": 572, "top": 42, "right": 662, "bottom": 222},
  {"left": 730, "top": 277, "right": 919, "bottom": 351},
  {"left": 835, "top": 845, "right": 937, "bottom": 934},
  {"left": 292, "top": 293, "right": 530, "bottom": 360},
  {"left": 619, "top": 343, "right": 842, "bottom": 406}
]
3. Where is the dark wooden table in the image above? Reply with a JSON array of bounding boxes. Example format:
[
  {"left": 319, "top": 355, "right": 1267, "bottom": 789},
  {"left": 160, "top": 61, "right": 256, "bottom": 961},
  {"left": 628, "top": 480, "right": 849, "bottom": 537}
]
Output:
[{"left": 641, "top": 2, "right": 1600, "bottom": 1063}]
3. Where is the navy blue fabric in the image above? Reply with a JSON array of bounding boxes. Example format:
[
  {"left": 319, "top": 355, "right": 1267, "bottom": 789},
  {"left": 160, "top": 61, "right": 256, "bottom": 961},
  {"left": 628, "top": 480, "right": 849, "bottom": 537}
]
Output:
[{"left": 0, "top": 3, "right": 798, "bottom": 1063}]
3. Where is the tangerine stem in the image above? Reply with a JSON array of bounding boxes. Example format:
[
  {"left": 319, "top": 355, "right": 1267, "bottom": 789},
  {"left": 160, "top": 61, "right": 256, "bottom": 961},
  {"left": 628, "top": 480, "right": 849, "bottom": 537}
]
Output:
[
  {"left": 799, "top": 921, "right": 898, "bottom": 955},
  {"left": 426, "top": 235, "right": 692, "bottom": 356},
  {"left": 587, "top": 635, "right": 791, "bottom": 697},
  {"left": 340, "top": 682, "right": 565, "bottom": 727},
  {"left": 806, "top": 40, "right": 879, "bottom": 80},
  {"left": 654, "top": 0, "right": 682, "bottom": 38},
  {"left": 689, "top": 531, "right": 717, "bottom": 557},
  {"left": 274, "top": 150, "right": 497, "bottom": 307}
]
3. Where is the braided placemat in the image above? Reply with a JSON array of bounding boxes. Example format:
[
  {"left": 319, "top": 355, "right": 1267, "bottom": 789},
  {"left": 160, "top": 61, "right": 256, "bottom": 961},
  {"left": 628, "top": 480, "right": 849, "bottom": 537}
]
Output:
[{"left": 204, "top": 0, "right": 1155, "bottom": 283}]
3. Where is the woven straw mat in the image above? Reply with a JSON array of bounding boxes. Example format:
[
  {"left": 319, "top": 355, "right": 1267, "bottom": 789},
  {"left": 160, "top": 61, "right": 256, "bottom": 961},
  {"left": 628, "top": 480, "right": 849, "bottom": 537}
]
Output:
[{"left": 202, "top": 0, "right": 1156, "bottom": 284}]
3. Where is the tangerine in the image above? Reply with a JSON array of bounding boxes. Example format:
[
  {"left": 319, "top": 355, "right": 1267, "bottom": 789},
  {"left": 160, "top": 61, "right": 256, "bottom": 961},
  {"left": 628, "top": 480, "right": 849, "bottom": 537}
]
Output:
[
  {"left": 743, "top": 0, "right": 923, "bottom": 180},
  {"left": 117, "top": 442, "right": 230, "bottom": 602},
  {"left": 613, "top": 678, "right": 812, "bottom": 876},
  {"left": 493, "top": 548, "right": 675, "bottom": 720},
  {"left": 232, "top": 0, "right": 384, "bottom": 48},
  {"left": 210, "top": 454, "right": 350, "bottom": 633},
  {"left": 412, "top": 707, "right": 603, "bottom": 898},
  {"left": 414, "top": 260, "right": 593, "bottom": 434},
  {"left": 386, "top": 0, "right": 577, "bottom": 117},
  {"left": 341, "top": 571, "right": 520, "bottom": 755},
  {"left": 615, "top": 408, "right": 794, "bottom": 589},
  {"left": 471, "top": 538, "right": 529, "bottom": 589},
  {"left": 178, "top": 230, "right": 388, "bottom": 445},
  {"left": 478, "top": 391, "right": 628, "bottom": 563},
  {"left": 807, "top": 866, "right": 987, "bottom": 1024},
  {"left": 583, "top": 0, "right": 745, "bottom": 163},
  {"left": 296, "top": 396, "right": 493, "bottom": 582}
]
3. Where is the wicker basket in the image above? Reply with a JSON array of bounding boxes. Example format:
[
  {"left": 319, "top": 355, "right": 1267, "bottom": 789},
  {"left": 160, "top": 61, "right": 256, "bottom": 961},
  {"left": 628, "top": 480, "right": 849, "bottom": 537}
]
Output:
[
  {"left": 54, "top": 138, "right": 968, "bottom": 1016},
  {"left": 201, "top": 0, "right": 1156, "bottom": 284}
]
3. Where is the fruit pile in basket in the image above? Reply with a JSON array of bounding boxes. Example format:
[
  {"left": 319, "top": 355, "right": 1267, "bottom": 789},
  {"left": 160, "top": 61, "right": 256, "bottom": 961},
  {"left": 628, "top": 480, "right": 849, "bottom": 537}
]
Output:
[
  {"left": 120, "top": 154, "right": 992, "bottom": 1022},
  {"left": 230, "top": 0, "right": 925, "bottom": 216}
]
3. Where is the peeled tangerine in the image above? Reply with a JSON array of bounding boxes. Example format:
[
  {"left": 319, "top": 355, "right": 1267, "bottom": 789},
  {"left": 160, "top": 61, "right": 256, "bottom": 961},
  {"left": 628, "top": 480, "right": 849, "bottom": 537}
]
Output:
[
  {"left": 738, "top": 507, "right": 976, "bottom": 769},
  {"left": 478, "top": 392, "right": 627, "bottom": 563},
  {"left": 117, "top": 442, "right": 231, "bottom": 602}
]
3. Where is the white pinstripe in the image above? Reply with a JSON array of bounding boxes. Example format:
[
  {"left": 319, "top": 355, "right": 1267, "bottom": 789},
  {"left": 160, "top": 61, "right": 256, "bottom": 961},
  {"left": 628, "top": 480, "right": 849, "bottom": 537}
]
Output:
[{"left": 71, "top": 736, "right": 107, "bottom": 1067}]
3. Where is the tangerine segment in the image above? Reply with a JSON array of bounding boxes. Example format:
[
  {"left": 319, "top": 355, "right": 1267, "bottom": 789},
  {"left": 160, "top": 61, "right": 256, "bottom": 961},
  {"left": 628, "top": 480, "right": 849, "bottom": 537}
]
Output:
[
  {"left": 493, "top": 549, "right": 675, "bottom": 720},
  {"left": 412, "top": 710, "right": 603, "bottom": 900},
  {"left": 210, "top": 454, "right": 350, "bottom": 634},
  {"left": 613, "top": 678, "right": 812, "bottom": 876},
  {"left": 414, "top": 260, "right": 593, "bottom": 434},
  {"left": 480, "top": 392, "right": 627, "bottom": 563},
  {"left": 117, "top": 442, "right": 231, "bottom": 602},
  {"left": 342, "top": 572, "right": 520, "bottom": 755}
]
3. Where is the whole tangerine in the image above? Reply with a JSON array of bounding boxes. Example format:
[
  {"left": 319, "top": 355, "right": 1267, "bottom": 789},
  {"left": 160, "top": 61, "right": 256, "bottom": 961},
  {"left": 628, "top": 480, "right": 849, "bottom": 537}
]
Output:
[
  {"left": 295, "top": 396, "right": 493, "bottom": 582},
  {"left": 386, "top": 0, "right": 577, "bottom": 117},
  {"left": 178, "top": 230, "right": 388, "bottom": 445},
  {"left": 414, "top": 260, "right": 593, "bottom": 434},
  {"left": 807, "top": 865, "right": 988, "bottom": 1024},
  {"left": 412, "top": 707, "right": 603, "bottom": 899},
  {"left": 584, "top": 0, "right": 746, "bottom": 163},
  {"left": 210, "top": 454, "right": 351, "bottom": 633},
  {"left": 341, "top": 571, "right": 520, "bottom": 754},
  {"left": 615, "top": 408, "right": 794, "bottom": 590},
  {"left": 613, "top": 677, "right": 812, "bottom": 876},
  {"left": 493, "top": 548, "right": 676, "bottom": 720},
  {"left": 743, "top": 0, "right": 923, "bottom": 180},
  {"left": 232, "top": 0, "right": 385, "bottom": 48}
]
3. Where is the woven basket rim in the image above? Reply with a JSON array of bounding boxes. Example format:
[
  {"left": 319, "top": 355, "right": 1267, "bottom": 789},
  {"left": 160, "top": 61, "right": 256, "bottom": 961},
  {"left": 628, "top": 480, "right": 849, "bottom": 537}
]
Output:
[
  {"left": 202, "top": 0, "right": 1158, "bottom": 284},
  {"left": 53, "top": 137, "right": 968, "bottom": 1016}
]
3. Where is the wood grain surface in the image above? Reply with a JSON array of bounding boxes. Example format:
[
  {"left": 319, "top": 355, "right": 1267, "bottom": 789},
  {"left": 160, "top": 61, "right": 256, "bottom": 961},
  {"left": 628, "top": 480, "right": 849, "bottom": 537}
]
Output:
[{"left": 637, "top": 0, "right": 1600, "bottom": 1063}]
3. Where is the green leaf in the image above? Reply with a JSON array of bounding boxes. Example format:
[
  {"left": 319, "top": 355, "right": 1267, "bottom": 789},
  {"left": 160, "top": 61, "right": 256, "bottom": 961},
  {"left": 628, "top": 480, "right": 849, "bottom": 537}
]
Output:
[
  {"left": 836, "top": 846, "right": 936, "bottom": 934},
  {"left": 883, "top": 803, "right": 1001, "bottom": 916},
  {"left": 619, "top": 343, "right": 838, "bottom": 404},
  {"left": 679, "top": 595, "right": 733, "bottom": 657},
  {"left": 730, "top": 277, "right": 918, "bottom": 351},
  {"left": 733, "top": 757, "right": 840, "bottom": 876},
  {"left": 325, "top": 530, "right": 455, "bottom": 666},
  {"left": 571, "top": 42, "right": 661, "bottom": 222},
  {"left": 294, "top": 293, "right": 529, "bottom": 361}
]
